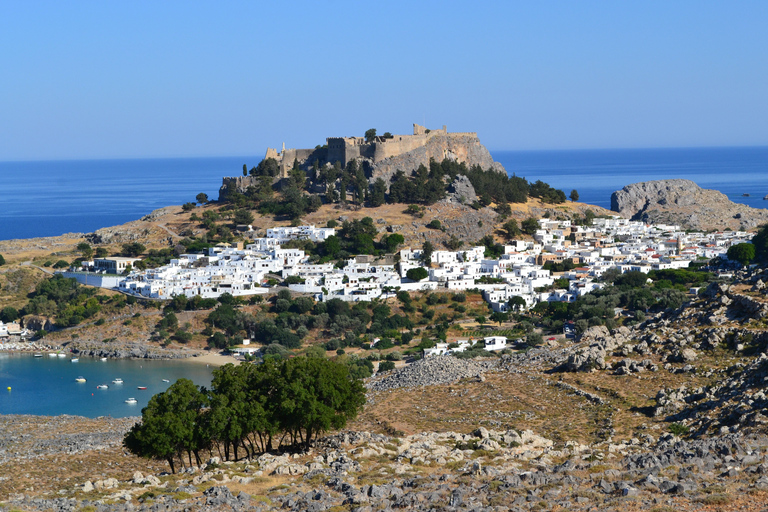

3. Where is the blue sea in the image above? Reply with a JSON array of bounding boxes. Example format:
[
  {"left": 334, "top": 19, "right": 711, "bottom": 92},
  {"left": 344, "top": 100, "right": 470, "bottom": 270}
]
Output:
[
  {"left": 1, "top": 147, "right": 767, "bottom": 241},
  {"left": 493, "top": 146, "right": 768, "bottom": 211},
  {"left": 0, "top": 156, "right": 261, "bottom": 241},
  {"left": 0, "top": 353, "right": 214, "bottom": 417}
]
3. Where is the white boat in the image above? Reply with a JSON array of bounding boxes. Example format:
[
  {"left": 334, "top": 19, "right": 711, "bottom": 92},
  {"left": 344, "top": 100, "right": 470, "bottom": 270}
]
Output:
[
  {"left": 125, "top": 398, "right": 137, "bottom": 404},
  {"left": 112, "top": 378, "right": 123, "bottom": 384},
  {"left": 75, "top": 376, "right": 86, "bottom": 382},
  {"left": 96, "top": 384, "right": 109, "bottom": 389},
  {"left": 57, "top": 353, "right": 66, "bottom": 358},
  {"left": 162, "top": 379, "right": 170, "bottom": 383},
  {"left": 71, "top": 358, "right": 79, "bottom": 363},
  {"left": 33, "top": 353, "right": 43, "bottom": 358},
  {"left": 100, "top": 357, "right": 107, "bottom": 361},
  {"left": 48, "top": 353, "right": 57, "bottom": 358}
]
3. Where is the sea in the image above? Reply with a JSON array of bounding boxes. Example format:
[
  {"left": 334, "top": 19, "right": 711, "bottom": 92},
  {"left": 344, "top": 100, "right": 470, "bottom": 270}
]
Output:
[
  {"left": 1, "top": 147, "right": 767, "bottom": 242},
  {"left": 0, "top": 353, "right": 214, "bottom": 417}
]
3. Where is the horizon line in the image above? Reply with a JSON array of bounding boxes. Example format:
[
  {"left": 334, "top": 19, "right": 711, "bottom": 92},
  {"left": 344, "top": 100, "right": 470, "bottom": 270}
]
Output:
[{"left": 2, "top": 143, "right": 767, "bottom": 164}]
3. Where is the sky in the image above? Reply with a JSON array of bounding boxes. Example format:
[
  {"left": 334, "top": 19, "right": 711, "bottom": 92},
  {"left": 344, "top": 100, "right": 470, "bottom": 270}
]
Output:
[{"left": 1, "top": 1, "right": 767, "bottom": 160}]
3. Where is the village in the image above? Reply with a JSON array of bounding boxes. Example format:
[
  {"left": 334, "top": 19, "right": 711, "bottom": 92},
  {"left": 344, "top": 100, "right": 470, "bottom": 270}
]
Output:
[{"left": 62, "top": 215, "right": 750, "bottom": 320}]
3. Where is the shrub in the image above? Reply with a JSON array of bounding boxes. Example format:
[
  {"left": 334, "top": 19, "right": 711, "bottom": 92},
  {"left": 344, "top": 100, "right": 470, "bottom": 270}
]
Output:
[
  {"left": 406, "top": 267, "right": 428, "bottom": 281},
  {"left": 426, "top": 219, "right": 442, "bottom": 230},
  {"left": 668, "top": 423, "right": 690, "bottom": 436},
  {"left": 378, "top": 361, "right": 396, "bottom": 372}
]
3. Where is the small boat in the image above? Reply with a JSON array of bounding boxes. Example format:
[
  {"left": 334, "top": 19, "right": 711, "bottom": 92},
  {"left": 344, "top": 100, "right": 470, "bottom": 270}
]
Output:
[
  {"left": 33, "top": 353, "right": 43, "bottom": 358},
  {"left": 100, "top": 357, "right": 107, "bottom": 361},
  {"left": 137, "top": 386, "right": 147, "bottom": 390},
  {"left": 112, "top": 378, "right": 124, "bottom": 384},
  {"left": 96, "top": 384, "right": 109, "bottom": 389},
  {"left": 71, "top": 358, "right": 79, "bottom": 363},
  {"left": 125, "top": 398, "right": 138, "bottom": 404},
  {"left": 162, "top": 379, "right": 170, "bottom": 383},
  {"left": 57, "top": 353, "right": 66, "bottom": 358},
  {"left": 48, "top": 353, "right": 57, "bottom": 358},
  {"left": 75, "top": 376, "right": 86, "bottom": 383}
]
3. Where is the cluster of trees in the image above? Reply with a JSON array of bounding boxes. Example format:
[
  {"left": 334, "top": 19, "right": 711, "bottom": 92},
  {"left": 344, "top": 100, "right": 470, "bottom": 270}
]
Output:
[
  {"left": 528, "top": 180, "right": 567, "bottom": 204},
  {"left": 124, "top": 357, "right": 366, "bottom": 473},
  {"left": 532, "top": 268, "right": 712, "bottom": 333},
  {"left": 317, "top": 218, "right": 404, "bottom": 260},
  {"left": 22, "top": 274, "right": 101, "bottom": 327}
]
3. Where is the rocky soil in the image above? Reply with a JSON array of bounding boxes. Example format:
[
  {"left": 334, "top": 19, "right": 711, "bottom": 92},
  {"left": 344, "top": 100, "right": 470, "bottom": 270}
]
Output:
[{"left": 611, "top": 179, "right": 768, "bottom": 230}]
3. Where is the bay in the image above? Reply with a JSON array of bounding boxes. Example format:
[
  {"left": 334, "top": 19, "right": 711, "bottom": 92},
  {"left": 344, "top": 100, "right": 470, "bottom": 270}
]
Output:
[{"left": 0, "top": 353, "right": 214, "bottom": 417}]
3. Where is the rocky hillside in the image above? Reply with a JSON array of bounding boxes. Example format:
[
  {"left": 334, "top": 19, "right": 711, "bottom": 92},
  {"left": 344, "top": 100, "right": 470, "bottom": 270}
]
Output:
[{"left": 611, "top": 179, "right": 768, "bottom": 230}]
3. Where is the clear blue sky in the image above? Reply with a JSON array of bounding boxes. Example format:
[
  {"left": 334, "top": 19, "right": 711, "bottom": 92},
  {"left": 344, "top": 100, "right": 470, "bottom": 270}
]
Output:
[{"left": 1, "top": 1, "right": 766, "bottom": 160}]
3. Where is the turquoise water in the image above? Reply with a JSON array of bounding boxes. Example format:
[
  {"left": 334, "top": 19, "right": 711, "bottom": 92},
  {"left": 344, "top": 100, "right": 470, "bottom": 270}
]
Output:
[{"left": 0, "top": 353, "right": 214, "bottom": 417}]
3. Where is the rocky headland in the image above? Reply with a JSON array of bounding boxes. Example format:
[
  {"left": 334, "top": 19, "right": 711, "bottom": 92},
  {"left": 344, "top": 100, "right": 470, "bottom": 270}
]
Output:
[{"left": 611, "top": 179, "right": 768, "bottom": 231}]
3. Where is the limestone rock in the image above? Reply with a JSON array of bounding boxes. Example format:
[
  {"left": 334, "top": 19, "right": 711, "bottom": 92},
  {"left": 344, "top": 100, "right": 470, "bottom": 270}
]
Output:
[{"left": 611, "top": 179, "right": 768, "bottom": 230}]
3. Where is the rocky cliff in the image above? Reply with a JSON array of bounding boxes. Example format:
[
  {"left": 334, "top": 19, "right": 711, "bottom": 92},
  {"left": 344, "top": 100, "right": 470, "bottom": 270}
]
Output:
[
  {"left": 611, "top": 179, "right": 768, "bottom": 230},
  {"left": 365, "top": 133, "right": 505, "bottom": 187}
]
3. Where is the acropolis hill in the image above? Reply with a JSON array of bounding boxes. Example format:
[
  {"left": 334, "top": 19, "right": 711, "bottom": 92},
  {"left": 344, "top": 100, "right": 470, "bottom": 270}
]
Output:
[{"left": 221, "top": 124, "right": 506, "bottom": 197}]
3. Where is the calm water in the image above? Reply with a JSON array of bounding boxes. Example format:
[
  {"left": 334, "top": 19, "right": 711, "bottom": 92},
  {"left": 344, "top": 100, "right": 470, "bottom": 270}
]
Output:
[
  {"left": 0, "top": 156, "right": 261, "bottom": 241},
  {"left": 0, "top": 353, "right": 214, "bottom": 417},
  {"left": 1, "top": 148, "right": 767, "bottom": 241},
  {"left": 493, "top": 146, "right": 768, "bottom": 210}
]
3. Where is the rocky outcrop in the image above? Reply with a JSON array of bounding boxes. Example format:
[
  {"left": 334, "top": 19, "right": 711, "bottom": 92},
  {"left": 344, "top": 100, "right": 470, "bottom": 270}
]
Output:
[
  {"left": 445, "top": 174, "right": 478, "bottom": 204},
  {"left": 611, "top": 179, "right": 768, "bottom": 230},
  {"left": 367, "top": 133, "right": 505, "bottom": 188},
  {"left": 69, "top": 340, "right": 198, "bottom": 360}
]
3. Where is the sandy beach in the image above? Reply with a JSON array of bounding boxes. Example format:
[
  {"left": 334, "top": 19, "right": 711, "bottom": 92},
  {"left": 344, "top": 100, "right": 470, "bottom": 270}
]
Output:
[{"left": 185, "top": 351, "right": 241, "bottom": 367}]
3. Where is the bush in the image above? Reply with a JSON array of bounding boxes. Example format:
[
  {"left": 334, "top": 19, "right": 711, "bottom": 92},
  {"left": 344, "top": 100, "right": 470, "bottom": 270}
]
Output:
[
  {"left": 426, "top": 219, "right": 442, "bottom": 230},
  {"left": 52, "top": 260, "right": 69, "bottom": 269},
  {"left": 378, "top": 361, "right": 396, "bottom": 372},
  {"left": 406, "top": 267, "right": 428, "bottom": 281}
]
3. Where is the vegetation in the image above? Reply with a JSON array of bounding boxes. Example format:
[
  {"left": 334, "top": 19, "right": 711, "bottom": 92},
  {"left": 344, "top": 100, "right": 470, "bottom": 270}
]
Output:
[{"left": 124, "top": 358, "right": 365, "bottom": 472}]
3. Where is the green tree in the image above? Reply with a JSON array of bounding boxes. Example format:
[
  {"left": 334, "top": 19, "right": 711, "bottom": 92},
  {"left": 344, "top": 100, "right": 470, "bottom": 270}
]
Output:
[
  {"left": 502, "top": 219, "right": 520, "bottom": 239},
  {"left": 273, "top": 357, "right": 366, "bottom": 448},
  {"left": 421, "top": 240, "right": 434, "bottom": 266},
  {"left": 381, "top": 233, "right": 404, "bottom": 253},
  {"left": 753, "top": 224, "right": 768, "bottom": 262},
  {"left": 406, "top": 267, "right": 428, "bottom": 281},
  {"left": 123, "top": 378, "right": 207, "bottom": 473},
  {"left": 489, "top": 311, "right": 508, "bottom": 325},
  {"left": 508, "top": 295, "right": 527, "bottom": 311},
  {"left": 364, "top": 128, "right": 377, "bottom": 142},
  {"left": 182, "top": 202, "right": 196, "bottom": 211},
  {"left": 76, "top": 242, "right": 93, "bottom": 260},
  {"left": 521, "top": 217, "right": 539, "bottom": 235},
  {"left": 207, "top": 363, "right": 272, "bottom": 460},
  {"left": 233, "top": 209, "right": 255, "bottom": 225},
  {"left": 583, "top": 209, "right": 595, "bottom": 226},
  {"left": 95, "top": 247, "right": 108, "bottom": 258},
  {"left": 196, "top": 192, "right": 209, "bottom": 204},
  {"left": 0, "top": 254, "right": 4, "bottom": 266},
  {"left": 570, "top": 189, "right": 579, "bottom": 202},
  {"left": 369, "top": 178, "right": 387, "bottom": 207},
  {"left": 0, "top": 306, "right": 19, "bottom": 323},
  {"left": 122, "top": 242, "right": 146, "bottom": 257},
  {"left": 727, "top": 242, "right": 756, "bottom": 266}
]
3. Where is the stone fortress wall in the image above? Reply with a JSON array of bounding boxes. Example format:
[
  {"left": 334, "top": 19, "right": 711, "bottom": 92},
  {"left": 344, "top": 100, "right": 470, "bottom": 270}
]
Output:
[{"left": 265, "top": 124, "right": 483, "bottom": 179}]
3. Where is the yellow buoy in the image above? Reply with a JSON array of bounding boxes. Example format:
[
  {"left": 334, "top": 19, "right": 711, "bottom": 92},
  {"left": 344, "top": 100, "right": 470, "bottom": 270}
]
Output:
[{"left": 6, "top": 387, "right": 10, "bottom": 391}]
